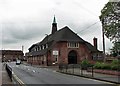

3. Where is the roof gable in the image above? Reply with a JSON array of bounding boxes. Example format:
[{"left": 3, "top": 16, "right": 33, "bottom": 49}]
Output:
[{"left": 29, "top": 26, "right": 100, "bottom": 53}]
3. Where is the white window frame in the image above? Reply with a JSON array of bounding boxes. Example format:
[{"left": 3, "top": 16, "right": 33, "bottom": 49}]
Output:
[{"left": 67, "top": 42, "right": 79, "bottom": 48}]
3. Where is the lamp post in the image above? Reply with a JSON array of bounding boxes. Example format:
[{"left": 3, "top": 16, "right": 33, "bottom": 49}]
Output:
[
  {"left": 3, "top": 55, "right": 5, "bottom": 62},
  {"left": 45, "top": 34, "right": 49, "bottom": 66}
]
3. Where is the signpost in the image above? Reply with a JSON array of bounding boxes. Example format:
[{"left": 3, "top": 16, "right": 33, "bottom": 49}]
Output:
[{"left": 53, "top": 50, "right": 59, "bottom": 64}]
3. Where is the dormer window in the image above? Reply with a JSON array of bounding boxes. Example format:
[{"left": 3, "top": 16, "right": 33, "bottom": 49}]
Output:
[
  {"left": 39, "top": 46, "right": 41, "bottom": 50},
  {"left": 37, "top": 47, "right": 39, "bottom": 51},
  {"left": 41, "top": 45, "right": 43, "bottom": 50},
  {"left": 42, "top": 45, "right": 44, "bottom": 49},
  {"left": 46, "top": 44, "right": 48, "bottom": 48},
  {"left": 34, "top": 48, "right": 36, "bottom": 51},
  {"left": 67, "top": 42, "right": 79, "bottom": 48},
  {"left": 44, "top": 44, "right": 46, "bottom": 49}
]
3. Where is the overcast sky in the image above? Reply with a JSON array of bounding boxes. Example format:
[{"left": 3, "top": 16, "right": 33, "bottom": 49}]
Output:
[{"left": 0, "top": 0, "right": 113, "bottom": 54}]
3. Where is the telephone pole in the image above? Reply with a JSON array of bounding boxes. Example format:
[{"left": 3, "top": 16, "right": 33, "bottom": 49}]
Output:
[{"left": 102, "top": 21, "right": 106, "bottom": 62}]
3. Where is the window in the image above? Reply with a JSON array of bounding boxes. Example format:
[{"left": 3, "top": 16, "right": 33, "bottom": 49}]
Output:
[
  {"left": 39, "top": 46, "right": 41, "bottom": 50},
  {"left": 44, "top": 44, "right": 46, "bottom": 49},
  {"left": 46, "top": 44, "right": 48, "bottom": 48},
  {"left": 67, "top": 42, "right": 79, "bottom": 48},
  {"left": 41, "top": 45, "right": 43, "bottom": 50},
  {"left": 37, "top": 47, "right": 39, "bottom": 51},
  {"left": 42, "top": 45, "right": 44, "bottom": 49},
  {"left": 92, "top": 53, "right": 103, "bottom": 60}
]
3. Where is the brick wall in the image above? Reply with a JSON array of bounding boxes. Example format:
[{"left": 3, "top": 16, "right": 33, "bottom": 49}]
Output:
[
  {"left": 50, "top": 41, "right": 92, "bottom": 65},
  {"left": 27, "top": 41, "right": 93, "bottom": 66}
]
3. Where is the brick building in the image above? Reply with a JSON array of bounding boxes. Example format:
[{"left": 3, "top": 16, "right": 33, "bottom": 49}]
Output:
[
  {"left": 1, "top": 50, "right": 24, "bottom": 62},
  {"left": 27, "top": 16, "right": 103, "bottom": 66}
]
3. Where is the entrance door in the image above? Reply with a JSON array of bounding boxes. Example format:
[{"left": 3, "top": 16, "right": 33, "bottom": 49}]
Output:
[{"left": 68, "top": 50, "right": 77, "bottom": 64}]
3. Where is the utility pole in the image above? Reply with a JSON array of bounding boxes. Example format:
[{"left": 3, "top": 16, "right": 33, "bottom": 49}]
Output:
[
  {"left": 45, "top": 34, "right": 49, "bottom": 66},
  {"left": 22, "top": 45, "right": 24, "bottom": 52},
  {"left": 22, "top": 45, "right": 24, "bottom": 61},
  {"left": 102, "top": 20, "right": 106, "bottom": 62},
  {"left": 100, "top": 11, "right": 106, "bottom": 62}
]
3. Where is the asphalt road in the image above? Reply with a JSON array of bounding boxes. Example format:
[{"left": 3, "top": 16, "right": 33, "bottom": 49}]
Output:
[{"left": 8, "top": 62, "right": 115, "bottom": 85}]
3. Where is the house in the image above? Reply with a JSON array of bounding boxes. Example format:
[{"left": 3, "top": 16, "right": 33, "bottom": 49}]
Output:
[
  {"left": 1, "top": 50, "right": 24, "bottom": 62},
  {"left": 27, "top": 16, "right": 103, "bottom": 66}
]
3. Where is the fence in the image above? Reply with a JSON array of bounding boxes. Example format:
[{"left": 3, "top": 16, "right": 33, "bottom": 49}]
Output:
[
  {"left": 59, "top": 64, "right": 94, "bottom": 77},
  {"left": 5, "top": 63, "right": 25, "bottom": 85},
  {"left": 5, "top": 64, "right": 12, "bottom": 81}
]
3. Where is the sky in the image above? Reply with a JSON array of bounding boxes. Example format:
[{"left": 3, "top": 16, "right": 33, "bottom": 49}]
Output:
[{"left": 0, "top": 0, "right": 113, "bottom": 54}]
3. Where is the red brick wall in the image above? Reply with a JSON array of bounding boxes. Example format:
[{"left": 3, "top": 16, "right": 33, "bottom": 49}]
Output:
[
  {"left": 50, "top": 41, "right": 92, "bottom": 65},
  {"left": 27, "top": 41, "right": 93, "bottom": 66}
]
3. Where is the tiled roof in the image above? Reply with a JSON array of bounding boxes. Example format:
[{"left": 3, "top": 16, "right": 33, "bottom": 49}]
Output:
[
  {"left": 29, "top": 26, "right": 100, "bottom": 54},
  {"left": 85, "top": 42, "right": 98, "bottom": 52},
  {"left": 29, "top": 49, "right": 47, "bottom": 56},
  {"left": 29, "top": 26, "right": 85, "bottom": 50}
]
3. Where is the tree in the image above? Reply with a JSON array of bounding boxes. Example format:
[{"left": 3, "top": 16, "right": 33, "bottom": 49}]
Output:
[
  {"left": 110, "top": 42, "right": 120, "bottom": 57},
  {"left": 99, "top": 1, "right": 120, "bottom": 56}
]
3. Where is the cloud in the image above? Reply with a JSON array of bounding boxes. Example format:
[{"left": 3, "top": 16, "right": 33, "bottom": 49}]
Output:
[
  {"left": 0, "top": 0, "right": 111, "bottom": 53},
  {"left": 2, "top": 23, "right": 50, "bottom": 44}
]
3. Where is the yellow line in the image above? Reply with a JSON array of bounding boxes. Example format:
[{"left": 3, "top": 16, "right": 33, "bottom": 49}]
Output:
[{"left": 12, "top": 72, "right": 25, "bottom": 85}]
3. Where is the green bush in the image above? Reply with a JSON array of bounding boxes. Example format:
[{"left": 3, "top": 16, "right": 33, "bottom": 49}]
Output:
[
  {"left": 93, "top": 62, "right": 101, "bottom": 69},
  {"left": 111, "top": 59, "right": 120, "bottom": 65},
  {"left": 93, "top": 62, "right": 111, "bottom": 70},
  {"left": 110, "top": 59, "right": 120, "bottom": 70},
  {"left": 81, "top": 59, "right": 90, "bottom": 66},
  {"left": 81, "top": 59, "right": 91, "bottom": 69},
  {"left": 100, "top": 63, "right": 111, "bottom": 70},
  {"left": 111, "top": 65, "right": 118, "bottom": 70},
  {"left": 93, "top": 60, "right": 120, "bottom": 71}
]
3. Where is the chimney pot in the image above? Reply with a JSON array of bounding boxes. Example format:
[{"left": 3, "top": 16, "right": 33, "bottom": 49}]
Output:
[{"left": 93, "top": 37, "right": 97, "bottom": 50}]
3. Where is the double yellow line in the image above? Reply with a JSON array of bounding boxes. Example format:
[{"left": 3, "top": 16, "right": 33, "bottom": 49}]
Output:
[{"left": 12, "top": 72, "right": 25, "bottom": 85}]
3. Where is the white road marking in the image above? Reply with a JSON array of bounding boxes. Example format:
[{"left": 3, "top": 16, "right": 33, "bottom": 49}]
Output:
[
  {"left": 53, "top": 71, "right": 56, "bottom": 73},
  {"left": 32, "top": 70, "right": 35, "bottom": 72}
]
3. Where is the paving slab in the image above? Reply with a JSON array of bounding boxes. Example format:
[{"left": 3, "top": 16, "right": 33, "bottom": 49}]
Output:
[{"left": 2, "top": 63, "right": 13, "bottom": 85}]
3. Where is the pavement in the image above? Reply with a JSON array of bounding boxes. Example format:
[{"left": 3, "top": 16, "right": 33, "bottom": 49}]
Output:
[
  {"left": 2, "top": 63, "right": 13, "bottom": 85},
  {"left": 59, "top": 69, "right": 120, "bottom": 84}
]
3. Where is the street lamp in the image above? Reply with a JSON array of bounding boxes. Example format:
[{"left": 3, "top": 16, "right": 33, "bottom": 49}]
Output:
[
  {"left": 3, "top": 55, "right": 5, "bottom": 62},
  {"left": 45, "top": 34, "right": 49, "bottom": 66}
]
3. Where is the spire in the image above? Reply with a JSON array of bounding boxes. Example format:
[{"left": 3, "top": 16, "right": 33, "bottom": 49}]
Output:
[
  {"left": 51, "top": 15, "right": 57, "bottom": 34},
  {"left": 53, "top": 15, "right": 56, "bottom": 23}
]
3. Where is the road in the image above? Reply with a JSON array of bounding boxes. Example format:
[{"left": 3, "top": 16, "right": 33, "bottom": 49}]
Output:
[{"left": 8, "top": 62, "right": 115, "bottom": 85}]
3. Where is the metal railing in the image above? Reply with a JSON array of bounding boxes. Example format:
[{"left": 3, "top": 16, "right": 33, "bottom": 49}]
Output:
[
  {"left": 59, "top": 64, "right": 94, "bottom": 77},
  {"left": 5, "top": 64, "right": 12, "bottom": 81},
  {"left": 5, "top": 63, "right": 25, "bottom": 86}
]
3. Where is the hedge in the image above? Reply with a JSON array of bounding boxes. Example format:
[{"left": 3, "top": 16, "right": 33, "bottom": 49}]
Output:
[{"left": 93, "top": 59, "right": 120, "bottom": 70}]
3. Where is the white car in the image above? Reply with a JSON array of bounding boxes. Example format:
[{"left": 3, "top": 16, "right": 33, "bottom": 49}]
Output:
[{"left": 16, "top": 60, "right": 21, "bottom": 65}]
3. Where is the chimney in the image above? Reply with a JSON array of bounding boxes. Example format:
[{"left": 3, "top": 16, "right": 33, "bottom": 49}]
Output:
[
  {"left": 51, "top": 15, "right": 57, "bottom": 34},
  {"left": 22, "top": 45, "right": 24, "bottom": 52},
  {"left": 93, "top": 37, "right": 97, "bottom": 49}
]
